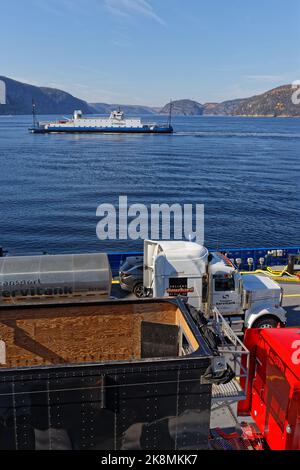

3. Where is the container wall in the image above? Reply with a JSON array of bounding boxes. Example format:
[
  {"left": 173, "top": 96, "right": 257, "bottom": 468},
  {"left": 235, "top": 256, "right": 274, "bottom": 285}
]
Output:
[
  {"left": 0, "top": 360, "right": 212, "bottom": 450},
  {"left": 0, "top": 299, "right": 213, "bottom": 450}
]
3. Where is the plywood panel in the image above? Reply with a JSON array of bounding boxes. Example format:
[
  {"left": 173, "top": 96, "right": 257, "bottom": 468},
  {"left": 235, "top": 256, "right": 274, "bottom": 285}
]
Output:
[
  {"left": 175, "top": 307, "right": 199, "bottom": 350},
  {"left": 0, "top": 301, "right": 179, "bottom": 368}
]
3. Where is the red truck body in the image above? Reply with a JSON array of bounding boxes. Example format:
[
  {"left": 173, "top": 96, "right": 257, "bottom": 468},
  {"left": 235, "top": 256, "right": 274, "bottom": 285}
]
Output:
[{"left": 238, "top": 328, "right": 300, "bottom": 450}]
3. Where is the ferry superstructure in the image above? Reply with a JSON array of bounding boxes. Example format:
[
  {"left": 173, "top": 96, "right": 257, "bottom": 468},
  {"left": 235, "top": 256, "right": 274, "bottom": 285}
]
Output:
[{"left": 29, "top": 109, "right": 173, "bottom": 134}]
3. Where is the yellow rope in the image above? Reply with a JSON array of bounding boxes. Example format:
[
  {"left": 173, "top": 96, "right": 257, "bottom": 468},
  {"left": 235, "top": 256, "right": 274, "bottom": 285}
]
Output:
[
  {"left": 283, "top": 294, "right": 300, "bottom": 298},
  {"left": 266, "top": 265, "right": 293, "bottom": 277},
  {"left": 240, "top": 268, "right": 300, "bottom": 282}
]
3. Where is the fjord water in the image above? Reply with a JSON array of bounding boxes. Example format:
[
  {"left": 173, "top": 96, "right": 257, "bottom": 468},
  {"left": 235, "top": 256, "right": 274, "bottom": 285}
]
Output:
[{"left": 0, "top": 115, "right": 299, "bottom": 255}]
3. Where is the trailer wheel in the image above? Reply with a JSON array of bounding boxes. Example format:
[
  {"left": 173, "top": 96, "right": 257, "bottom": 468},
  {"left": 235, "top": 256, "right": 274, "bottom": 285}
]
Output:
[
  {"left": 133, "top": 283, "right": 144, "bottom": 298},
  {"left": 252, "top": 316, "right": 279, "bottom": 329}
]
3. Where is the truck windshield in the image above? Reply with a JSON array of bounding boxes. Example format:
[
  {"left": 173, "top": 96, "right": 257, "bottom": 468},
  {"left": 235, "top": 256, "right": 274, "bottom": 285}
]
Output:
[{"left": 214, "top": 275, "right": 235, "bottom": 291}]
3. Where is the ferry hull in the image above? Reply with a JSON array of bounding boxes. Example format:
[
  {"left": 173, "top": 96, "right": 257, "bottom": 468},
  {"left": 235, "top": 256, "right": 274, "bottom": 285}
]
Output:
[{"left": 29, "top": 126, "right": 173, "bottom": 134}]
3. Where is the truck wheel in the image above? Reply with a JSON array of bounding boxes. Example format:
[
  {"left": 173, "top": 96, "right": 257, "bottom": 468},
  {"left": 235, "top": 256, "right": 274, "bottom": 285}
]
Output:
[
  {"left": 252, "top": 316, "right": 279, "bottom": 329},
  {"left": 133, "top": 283, "right": 144, "bottom": 298}
]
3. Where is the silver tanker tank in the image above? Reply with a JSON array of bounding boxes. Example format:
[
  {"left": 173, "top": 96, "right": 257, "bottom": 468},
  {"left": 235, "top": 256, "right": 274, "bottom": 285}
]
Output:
[{"left": 0, "top": 253, "right": 111, "bottom": 304}]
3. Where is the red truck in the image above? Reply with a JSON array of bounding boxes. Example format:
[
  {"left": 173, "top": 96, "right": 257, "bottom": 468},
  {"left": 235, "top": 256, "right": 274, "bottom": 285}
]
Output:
[{"left": 238, "top": 327, "right": 300, "bottom": 450}]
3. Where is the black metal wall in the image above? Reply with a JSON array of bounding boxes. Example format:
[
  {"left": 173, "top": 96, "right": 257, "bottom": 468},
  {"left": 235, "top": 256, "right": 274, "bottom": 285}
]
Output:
[{"left": 0, "top": 358, "right": 212, "bottom": 450}]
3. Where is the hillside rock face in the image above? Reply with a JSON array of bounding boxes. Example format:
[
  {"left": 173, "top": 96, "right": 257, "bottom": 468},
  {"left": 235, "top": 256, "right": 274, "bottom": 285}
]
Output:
[
  {"left": 203, "top": 85, "right": 300, "bottom": 116},
  {"left": 0, "top": 76, "right": 94, "bottom": 115},
  {"left": 203, "top": 98, "right": 249, "bottom": 115},
  {"left": 159, "top": 85, "right": 300, "bottom": 117},
  {"left": 160, "top": 99, "right": 204, "bottom": 115},
  {"left": 225, "top": 85, "right": 300, "bottom": 117}
]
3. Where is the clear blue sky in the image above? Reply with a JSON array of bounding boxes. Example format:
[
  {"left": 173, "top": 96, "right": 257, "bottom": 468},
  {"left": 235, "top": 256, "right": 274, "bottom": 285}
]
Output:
[{"left": 1, "top": 0, "right": 299, "bottom": 105}]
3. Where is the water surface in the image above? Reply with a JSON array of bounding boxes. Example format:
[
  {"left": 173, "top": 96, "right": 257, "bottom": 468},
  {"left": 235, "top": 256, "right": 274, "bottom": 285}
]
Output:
[{"left": 0, "top": 114, "right": 299, "bottom": 254}]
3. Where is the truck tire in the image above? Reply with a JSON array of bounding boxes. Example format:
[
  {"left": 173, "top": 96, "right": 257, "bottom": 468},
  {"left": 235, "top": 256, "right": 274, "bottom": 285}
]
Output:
[
  {"left": 252, "top": 316, "right": 279, "bottom": 329},
  {"left": 133, "top": 283, "right": 144, "bottom": 298}
]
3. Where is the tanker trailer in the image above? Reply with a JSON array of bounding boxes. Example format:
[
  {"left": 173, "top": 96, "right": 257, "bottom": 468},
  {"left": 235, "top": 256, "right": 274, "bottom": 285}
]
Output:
[{"left": 0, "top": 253, "right": 111, "bottom": 304}]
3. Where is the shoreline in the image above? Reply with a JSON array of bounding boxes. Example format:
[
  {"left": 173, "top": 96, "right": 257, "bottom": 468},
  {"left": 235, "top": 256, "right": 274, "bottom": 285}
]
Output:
[{"left": 1, "top": 113, "right": 300, "bottom": 118}]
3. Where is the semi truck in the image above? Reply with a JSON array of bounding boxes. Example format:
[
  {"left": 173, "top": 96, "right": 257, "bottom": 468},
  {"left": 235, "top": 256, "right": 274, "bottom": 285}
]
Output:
[
  {"left": 143, "top": 240, "right": 287, "bottom": 330},
  {"left": 237, "top": 327, "right": 300, "bottom": 450}
]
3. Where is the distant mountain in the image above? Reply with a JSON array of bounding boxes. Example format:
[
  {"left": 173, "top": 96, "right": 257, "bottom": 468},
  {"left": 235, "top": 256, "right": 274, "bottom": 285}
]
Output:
[
  {"left": 0, "top": 76, "right": 94, "bottom": 115},
  {"left": 202, "top": 85, "right": 300, "bottom": 117},
  {"left": 160, "top": 99, "right": 204, "bottom": 115},
  {"left": 90, "top": 102, "right": 157, "bottom": 115},
  {"left": 203, "top": 98, "right": 249, "bottom": 115},
  {"left": 159, "top": 85, "right": 300, "bottom": 117},
  {"left": 220, "top": 85, "right": 299, "bottom": 117},
  {"left": 0, "top": 77, "right": 299, "bottom": 117}
]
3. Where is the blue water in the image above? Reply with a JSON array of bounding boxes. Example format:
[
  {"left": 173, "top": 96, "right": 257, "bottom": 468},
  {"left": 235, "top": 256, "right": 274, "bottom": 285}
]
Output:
[{"left": 0, "top": 114, "right": 299, "bottom": 255}]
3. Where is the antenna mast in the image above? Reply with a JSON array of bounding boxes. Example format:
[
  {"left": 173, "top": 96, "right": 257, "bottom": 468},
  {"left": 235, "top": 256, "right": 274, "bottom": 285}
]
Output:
[
  {"left": 168, "top": 99, "right": 172, "bottom": 127},
  {"left": 32, "top": 99, "right": 37, "bottom": 128}
]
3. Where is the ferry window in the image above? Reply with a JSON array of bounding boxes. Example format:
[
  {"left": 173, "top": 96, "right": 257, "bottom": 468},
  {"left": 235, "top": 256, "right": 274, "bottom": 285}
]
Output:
[{"left": 214, "top": 275, "right": 235, "bottom": 291}]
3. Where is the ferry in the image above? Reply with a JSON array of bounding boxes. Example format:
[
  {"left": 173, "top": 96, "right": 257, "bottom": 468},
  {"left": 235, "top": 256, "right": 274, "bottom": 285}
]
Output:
[{"left": 29, "top": 108, "right": 173, "bottom": 134}]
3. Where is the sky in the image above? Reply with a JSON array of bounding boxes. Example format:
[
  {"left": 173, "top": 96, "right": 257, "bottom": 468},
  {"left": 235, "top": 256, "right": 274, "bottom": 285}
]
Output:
[{"left": 0, "top": 0, "right": 300, "bottom": 106}]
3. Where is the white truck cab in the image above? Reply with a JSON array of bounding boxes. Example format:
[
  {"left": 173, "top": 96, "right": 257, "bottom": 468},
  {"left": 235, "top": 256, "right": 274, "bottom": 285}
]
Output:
[
  {"left": 143, "top": 240, "right": 286, "bottom": 330},
  {"left": 241, "top": 274, "right": 286, "bottom": 328},
  {"left": 207, "top": 252, "right": 242, "bottom": 316}
]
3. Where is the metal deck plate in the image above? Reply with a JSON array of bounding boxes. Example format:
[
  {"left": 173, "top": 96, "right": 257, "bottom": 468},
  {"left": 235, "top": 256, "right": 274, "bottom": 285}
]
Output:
[{"left": 212, "top": 379, "right": 244, "bottom": 401}]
